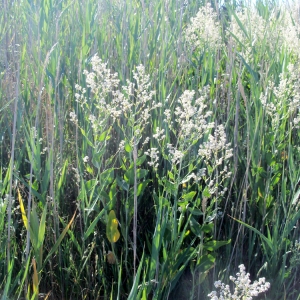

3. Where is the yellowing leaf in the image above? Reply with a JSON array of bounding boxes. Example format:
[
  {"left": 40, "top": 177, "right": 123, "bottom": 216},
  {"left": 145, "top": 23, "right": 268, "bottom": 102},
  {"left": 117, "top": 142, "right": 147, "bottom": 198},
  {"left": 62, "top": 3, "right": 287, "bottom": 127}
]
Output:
[
  {"left": 106, "top": 210, "right": 120, "bottom": 243},
  {"left": 18, "top": 188, "right": 28, "bottom": 230},
  {"left": 281, "top": 151, "right": 288, "bottom": 160},
  {"left": 184, "top": 230, "right": 190, "bottom": 237},
  {"left": 32, "top": 258, "right": 39, "bottom": 300}
]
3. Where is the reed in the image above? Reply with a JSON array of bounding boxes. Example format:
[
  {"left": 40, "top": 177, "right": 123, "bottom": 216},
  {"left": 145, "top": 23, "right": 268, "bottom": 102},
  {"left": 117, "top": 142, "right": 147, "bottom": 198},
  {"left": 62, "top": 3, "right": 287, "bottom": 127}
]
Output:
[{"left": 0, "top": 0, "right": 299, "bottom": 299}]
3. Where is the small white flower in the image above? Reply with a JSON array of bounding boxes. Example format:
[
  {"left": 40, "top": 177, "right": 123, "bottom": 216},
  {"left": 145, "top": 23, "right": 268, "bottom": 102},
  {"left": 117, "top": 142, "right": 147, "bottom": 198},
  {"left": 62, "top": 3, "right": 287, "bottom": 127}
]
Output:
[
  {"left": 145, "top": 148, "right": 160, "bottom": 169},
  {"left": 70, "top": 111, "right": 78, "bottom": 124},
  {"left": 31, "top": 127, "right": 38, "bottom": 138},
  {"left": 41, "top": 147, "right": 48, "bottom": 154},
  {"left": 153, "top": 127, "right": 165, "bottom": 141},
  {"left": 118, "top": 140, "right": 125, "bottom": 152}
]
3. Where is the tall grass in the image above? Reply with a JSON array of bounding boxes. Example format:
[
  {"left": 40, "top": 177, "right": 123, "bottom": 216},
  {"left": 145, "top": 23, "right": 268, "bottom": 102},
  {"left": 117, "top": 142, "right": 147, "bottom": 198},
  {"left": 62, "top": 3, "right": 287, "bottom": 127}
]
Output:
[{"left": 0, "top": 0, "right": 299, "bottom": 299}]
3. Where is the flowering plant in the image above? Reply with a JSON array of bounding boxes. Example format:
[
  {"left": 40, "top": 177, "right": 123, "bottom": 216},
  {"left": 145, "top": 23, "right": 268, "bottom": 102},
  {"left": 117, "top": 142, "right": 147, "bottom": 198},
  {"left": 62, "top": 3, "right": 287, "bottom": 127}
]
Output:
[{"left": 208, "top": 264, "right": 270, "bottom": 300}]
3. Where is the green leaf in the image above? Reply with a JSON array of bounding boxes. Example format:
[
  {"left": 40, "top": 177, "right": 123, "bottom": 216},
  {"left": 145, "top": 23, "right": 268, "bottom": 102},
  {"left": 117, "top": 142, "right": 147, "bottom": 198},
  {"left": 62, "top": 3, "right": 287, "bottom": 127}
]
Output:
[
  {"left": 189, "top": 217, "right": 202, "bottom": 237},
  {"left": 196, "top": 253, "right": 216, "bottom": 273},
  {"left": 116, "top": 175, "right": 129, "bottom": 192},
  {"left": 136, "top": 154, "right": 147, "bottom": 166},
  {"left": 203, "top": 239, "right": 231, "bottom": 251},
  {"left": 231, "top": 216, "right": 273, "bottom": 251},
  {"left": 124, "top": 168, "right": 148, "bottom": 185},
  {"left": 91, "top": 148, "right": 105, "bottom": 169},
  {"left": 170, "top": 247, "right": 197, "bottom": 292},
  {"left": 168, "top": 171, "right": 174, "bottom": 181},
  {"left": 187, "top": 208, "right": 203, "bottom": 216},
  {"left": 85, "top": 164, "right": 94, "bottom": 175},
  {"left": 137, "top": 180, "right": 150, "bottom": 196},
  {"left": 98, "top": 130, "right": 108, "bottom": 142},
  {"left": 149, "top": 206, "right": 167, "bottom": 280},
  {"left": 80, "top": 127, "right": 94, "bottom": 147},
  {"left": 30, "top": 203, "right": 40, "bottom": 248},
  {"left": 202, "top": 187, "right": 211, "bottom": 198},
  {"left": 43, "top": 211, "right": 76, "bottom": 268},
  {"left": 236, "top": 52, "right": 259, "bottom": 82},
  {"left": 57, "top": 159, "right": 68, "bottom": 191},
  {"left": 108, "top": 181, "right": 117, "bottom": 205},
  {"left": 2, "top": 259, "right": 14, "bottom": 300},
  {"left": 125, "top": 143, "right": 132, "bottom": 153},
  {"left": 163, "top": 179, "right": 178, "bottom": 196},
  {"left": 84, "top": 208, "right": 106, "bottom": 241},
  {"left": 37, "top": 203, "right": 47, "bottom": 249},
  {"left": 182, "top": 191, "right": 197, "bottom": 201},
  {"left": 128, "top": 252, "right": 144, "bottom": 300},
  {"left": 201, "top": 223, "right": 213, "bottom": 233}
]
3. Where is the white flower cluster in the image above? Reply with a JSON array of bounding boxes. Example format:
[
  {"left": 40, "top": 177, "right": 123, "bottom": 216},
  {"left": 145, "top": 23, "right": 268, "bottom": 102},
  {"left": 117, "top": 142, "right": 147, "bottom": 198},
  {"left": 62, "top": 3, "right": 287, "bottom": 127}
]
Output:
[
  {"left": 228, "top": 6, "right": 300, "bottom": 63},
  {"left": 167, "top": 144, "right": 185, "bottom": 166},
  {"left": 277, "top": 5, "right": 300, "bottom": 57},
  {"left": 198, "top": 125, "right": 233, "bottom": 162},
  {"left": 31, "top": 126, "right": 38, "bottom": 138},
  {"left": 208, "top": 264, "right": 270, "bottom": 300},
  {"left": 74, "top": 55, "right": 160, "bottom": 139},
  {"left": 198, "top": 124, "right": 233, "bottom": 196},
  {"left": 144, "top": 148, "right": 159, "bottom": 168},
  {"left": 123, "top": 65, "right": 161, "bottom": 133},
  {"left": 69, "top": 111, "right": 78, "bottom": 124},
  {"left": 181, "top": 172, "right": 202, "bottom": 185},
  {"left": 75, "top": 56, "right": 233, "bottom": 198},
  {"left": 153, "top": 127, "right": 165, "bottom": 142},
  {"left": 83, "top": 55, "right": 119, "bottom": 95},
  {"left": 78, "top": 56, "right": 124, "bottom": 122},
  {"left": 173, "top": 86, "right": 214, "bottom": 143},
  {"left": 155, "top": 86, "right": 233, "bottom": 198},
  {"left": 185, "top": 3, "right": 223, "bottom": 52},
  {"left": 158, "top": 86, "right": 216, "bottom": 169},
  {"left": 260, "top": 63, "right": 300, "bottom": 129},
  {"left": 118, "top": 140, "right": 125, "bottom": 153},
  {"left": 228, "top": 8, "right": 266, "bottom": 63}
]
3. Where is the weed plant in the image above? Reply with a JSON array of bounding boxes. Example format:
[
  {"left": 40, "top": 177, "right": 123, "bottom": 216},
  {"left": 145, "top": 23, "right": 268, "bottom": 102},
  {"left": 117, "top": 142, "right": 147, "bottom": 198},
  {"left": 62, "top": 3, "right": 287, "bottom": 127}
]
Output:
[{"left": 0, "top": 0, "right": 299, "bottom": 299}]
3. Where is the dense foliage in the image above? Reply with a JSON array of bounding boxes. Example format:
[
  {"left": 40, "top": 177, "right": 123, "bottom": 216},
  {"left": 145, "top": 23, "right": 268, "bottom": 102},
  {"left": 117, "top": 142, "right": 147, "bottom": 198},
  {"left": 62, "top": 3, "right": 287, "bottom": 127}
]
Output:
[{"left": 0, "top": 0, "right": 299, "bottom": 299}]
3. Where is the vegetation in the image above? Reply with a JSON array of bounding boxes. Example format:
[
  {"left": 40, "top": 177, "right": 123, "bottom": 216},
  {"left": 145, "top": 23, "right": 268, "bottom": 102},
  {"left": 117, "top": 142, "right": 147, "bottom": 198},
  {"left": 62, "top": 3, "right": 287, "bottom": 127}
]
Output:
[{"left": 0, "top": 0, "right": 299, "bottom": 299}]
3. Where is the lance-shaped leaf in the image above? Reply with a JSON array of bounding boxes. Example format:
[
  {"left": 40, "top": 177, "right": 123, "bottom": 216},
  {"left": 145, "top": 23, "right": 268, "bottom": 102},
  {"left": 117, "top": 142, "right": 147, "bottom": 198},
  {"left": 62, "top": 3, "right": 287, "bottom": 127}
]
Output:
[
  {"left": 18, "top": 189, "right": 28, "bottom": 230},
  {"left": 32, "top": 258, "right": 39, "bottom": 300}
]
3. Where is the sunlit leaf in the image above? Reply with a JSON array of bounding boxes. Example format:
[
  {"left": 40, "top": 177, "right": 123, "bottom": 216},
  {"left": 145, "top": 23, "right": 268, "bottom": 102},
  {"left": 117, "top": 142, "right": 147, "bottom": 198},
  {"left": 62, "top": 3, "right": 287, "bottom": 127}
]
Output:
[
  {"left": 98, "top": 130, "right": 107, "bottom": 142},
  {"left": 38, "top": 203, "right": 47, "bottom": 249},
  {"left": 182, "top": 191, "right": 197, "bottom": 201},
  {"left": 125, "top": 143, "right": 132, "bottom": 153},
  {"left": 18, "top": 189, "right": 28, "bottom": 230}
]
